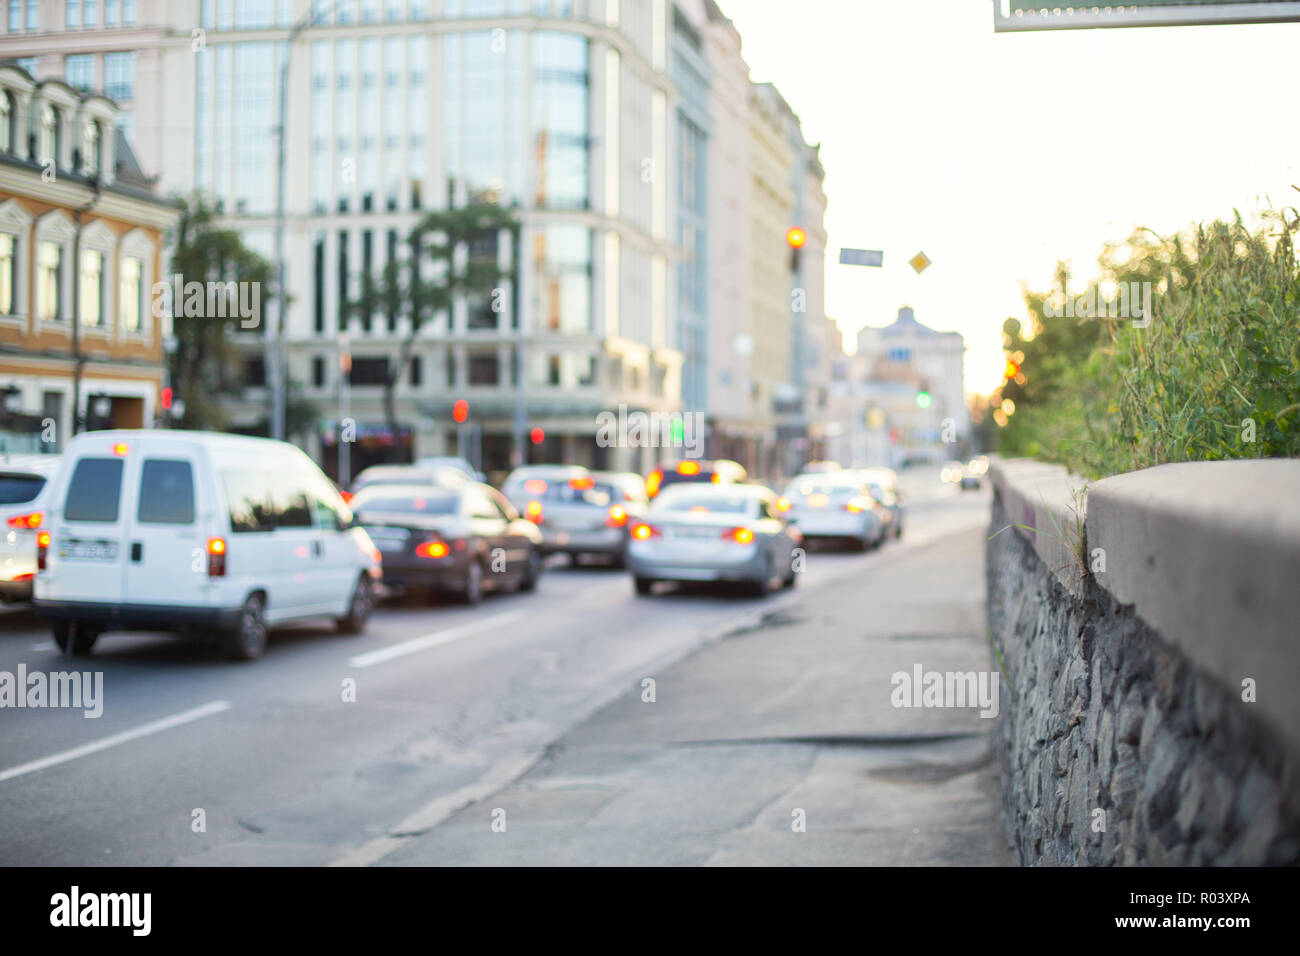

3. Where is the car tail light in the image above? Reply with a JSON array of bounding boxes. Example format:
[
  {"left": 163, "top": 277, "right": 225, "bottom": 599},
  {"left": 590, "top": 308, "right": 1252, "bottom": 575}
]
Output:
[
  {"left": 845, "top": 498, "right": 867, "bottom": 514},
  {"left": 569, "top": 476, "right": 594, "bottom": 490},
  {"left": 607, "top": 505, "right": 629, "bottom": 527},
  {"left": 339, "top": 490, "right": 355, "bottom": 504},
  {"left": 711, "top": 472, "right": 721, "bottom": 483},
  {"left": 726, "top": 527, "right": 755, "bottom": 545},
  {"left": 415, "top": 540, "right": 450, "bottom": 559},
  {"left": 630, "top": 522, "right": 659, "bottom": 541},
  {"left": 646, "top": 470, "right": 663, "bottom": 498},
  {"left": 207, "top": 537, "right": 227, "bottom": 577},
  {"left": 525, "top": 500, "right": 543, "bottom": 523},
  {"left": 6, "top": 511, "right": 43, "bottom": 529},
  {"left": 776, "top": 497, "right": 791, "bottom": 513},
  {"left": 677, "top": 461, "right": 700, "bottom": 476},
  {"left": 36, "top": 531, "right": 50, "bottom": 570},
  {"left": 524, "top": 479, "right": 548, "bottom": 494}
]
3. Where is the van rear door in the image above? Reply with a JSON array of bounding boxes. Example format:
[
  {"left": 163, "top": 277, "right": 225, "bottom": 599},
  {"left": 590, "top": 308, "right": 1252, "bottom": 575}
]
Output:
[
  {"left": 122, "top": 449, "right": 207, "bottom": 608},
  {"left": 51, "top": 453, "right": 129, "bottom": 604}
]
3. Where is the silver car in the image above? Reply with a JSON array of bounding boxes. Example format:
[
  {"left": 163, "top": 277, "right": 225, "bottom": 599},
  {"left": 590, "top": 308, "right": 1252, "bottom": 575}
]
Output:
[
  {"left": 0, "top": 454, "right": 62, "bottom": 602},
  {"left": 502, "top": 465, "right": 631, "bottom": 564},
  {"left": 627, "top": 484, "right": 801, "bottom": 597},
  {"left": 779, "top": 473, "right": 886, "bottom": 550}
]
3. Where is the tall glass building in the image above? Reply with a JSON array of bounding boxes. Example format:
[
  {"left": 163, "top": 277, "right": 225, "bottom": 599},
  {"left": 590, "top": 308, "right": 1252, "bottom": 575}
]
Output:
[{"left": 188, "top": 0, "right": 682, "bottom": 475}]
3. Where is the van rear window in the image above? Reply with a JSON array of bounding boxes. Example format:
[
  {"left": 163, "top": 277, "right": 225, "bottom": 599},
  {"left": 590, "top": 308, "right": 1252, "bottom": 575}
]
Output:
[
  {"left": 64, "top": 458, "right": 124, "bottom": 522},
  {"left": 137, "top": 459, "right": 196, "bottom": 524}
]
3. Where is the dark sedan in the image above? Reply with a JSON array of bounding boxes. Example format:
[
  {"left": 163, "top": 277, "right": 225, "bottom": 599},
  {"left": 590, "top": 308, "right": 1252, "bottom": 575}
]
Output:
[{"left": 351, "top": 482, "right": 542, "bottom": 604}]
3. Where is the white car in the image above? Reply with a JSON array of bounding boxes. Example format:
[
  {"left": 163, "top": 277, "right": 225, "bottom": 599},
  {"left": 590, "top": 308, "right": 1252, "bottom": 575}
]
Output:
[
  {"left": 35, "top": 430, "right": 381, "bottom": 660},
  {"left": 779, "top": 473, "right": 887, "bottom": 550},
  {"left": 0, "top": 454, "right": 63, "bottom": 603}
]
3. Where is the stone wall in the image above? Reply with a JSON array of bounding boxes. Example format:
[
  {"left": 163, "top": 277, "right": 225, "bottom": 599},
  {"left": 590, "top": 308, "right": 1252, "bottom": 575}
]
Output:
[{"left": 986, "top": 459, "right": 1300, "bottom": 866}]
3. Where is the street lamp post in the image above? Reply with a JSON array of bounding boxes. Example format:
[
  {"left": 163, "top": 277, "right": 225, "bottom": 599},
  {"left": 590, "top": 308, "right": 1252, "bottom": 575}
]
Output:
[{"left": 271, "top": 0, "right": 334, "bottom": 442}]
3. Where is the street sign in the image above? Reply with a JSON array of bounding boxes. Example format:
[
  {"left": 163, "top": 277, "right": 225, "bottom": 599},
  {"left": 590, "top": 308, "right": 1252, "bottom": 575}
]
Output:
[
  {"left": 909, "top": 251, "right": 932, "bottom": 274},
  {"left": 839, "top": 248, "right": 884, "bottom": 267},
  {"left": 993, "top": 0, "right": 1300, "bottom": 31}
]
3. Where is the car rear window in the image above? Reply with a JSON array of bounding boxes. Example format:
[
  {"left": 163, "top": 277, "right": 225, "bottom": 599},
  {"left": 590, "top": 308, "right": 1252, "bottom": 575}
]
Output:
[
  {"left": 64, "top": 457, "right": 124, "bottom": 522},
  {"left": 137, "top": 459, "right": 196, "bottom": 524},
  {"left": 0, "top": 473, "right": 45, "bottom": 505},
  {"left": 355, "top": 492, "right": 459, "bottom": 515},
  {"left": 652, "top": 492, "right": 752, "bottom": 515}
]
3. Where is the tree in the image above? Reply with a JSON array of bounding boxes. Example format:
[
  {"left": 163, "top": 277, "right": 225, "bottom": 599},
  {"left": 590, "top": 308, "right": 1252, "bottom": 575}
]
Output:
[
  {"left": 345, "top": 203, "right": 518, "bottom": 437},
  {"left": 164, "top": 195, "right": 273, "bottom": 431}
]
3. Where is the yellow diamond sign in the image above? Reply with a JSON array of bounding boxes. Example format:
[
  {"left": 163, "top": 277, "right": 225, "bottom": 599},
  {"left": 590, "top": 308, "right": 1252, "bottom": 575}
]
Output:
[{"left": 909, "top": 251, "right": 932, "bottom": 274}]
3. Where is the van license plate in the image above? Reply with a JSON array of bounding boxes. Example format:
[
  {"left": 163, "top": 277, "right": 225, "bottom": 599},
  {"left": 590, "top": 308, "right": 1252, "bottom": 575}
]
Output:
[{"left": 59, "top": 539, "right": 120, "bottom": 561}]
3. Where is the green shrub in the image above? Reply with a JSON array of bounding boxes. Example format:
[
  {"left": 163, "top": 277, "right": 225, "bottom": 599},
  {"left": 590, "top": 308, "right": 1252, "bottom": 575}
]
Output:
[{"left": 995, "top": 211, "right": 1300, "bottom": 478}]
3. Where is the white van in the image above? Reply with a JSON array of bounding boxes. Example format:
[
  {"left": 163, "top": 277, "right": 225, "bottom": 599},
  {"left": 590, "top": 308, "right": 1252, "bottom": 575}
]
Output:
[{"left": 34, "top": 430, "right": 381, "bottom": 660}]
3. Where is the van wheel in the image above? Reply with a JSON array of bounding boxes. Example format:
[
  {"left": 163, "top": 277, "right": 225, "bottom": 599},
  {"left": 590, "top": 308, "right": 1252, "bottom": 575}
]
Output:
[
  {"left": 460, "top": 559, "right": 484, "bottom": 605},
  {"left": 337, "top": 575, "right": 373, "bottom": 634},
  {"left": 225, "top": 594, "right": 267, "bottom": 660},
  {"left": 52, "top": 620, "right": 99, "bottom": 656}
]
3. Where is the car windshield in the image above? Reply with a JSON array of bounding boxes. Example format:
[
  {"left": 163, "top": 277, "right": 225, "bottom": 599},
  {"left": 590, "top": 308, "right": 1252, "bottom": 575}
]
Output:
[{"left": 353, "top": 492, "right": 459, "bottom": 515}]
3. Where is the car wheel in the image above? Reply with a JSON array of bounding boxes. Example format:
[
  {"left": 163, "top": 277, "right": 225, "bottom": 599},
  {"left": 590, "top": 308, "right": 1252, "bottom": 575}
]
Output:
[
  {"left": 747, "top": 556, "right": 774, "bottom": 598},
  {"left": 337, "top": 575, "right": 373, "bottom": 634},
  {"left": 224, "top": 594, "right": 268, "bottom": 661},
  {"left": 519, "top": 548, "right": 541, "bottom": 592},
  {"left": 460, "top": 559, "right": 485, "bottom": 605},
  {"left": 52, "top": 620, "right": 99, "bottom": 657},
  {"left": 634, "top": 576, "right": 655, "bottom": 596}
]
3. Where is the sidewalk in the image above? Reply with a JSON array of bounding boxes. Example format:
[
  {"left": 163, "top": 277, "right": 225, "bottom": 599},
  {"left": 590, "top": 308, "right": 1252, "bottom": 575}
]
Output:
[{"left": 379, "top": 522, "right": 1014, "bottom": 866}]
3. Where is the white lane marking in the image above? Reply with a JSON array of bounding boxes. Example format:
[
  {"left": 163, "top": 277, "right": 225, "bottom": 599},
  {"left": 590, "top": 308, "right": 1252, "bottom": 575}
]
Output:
[
  {"left": 328, "top": 750, "right": 542, "bottom": 867},
  {"left": 346, "top": 610, "right": 525, "bottom": 669},
  {"left": 0, "top": 700, "right": 232, "bottom": 784},
  {"left": 31, "top": 642, "right": 54, "bottom": 651}
]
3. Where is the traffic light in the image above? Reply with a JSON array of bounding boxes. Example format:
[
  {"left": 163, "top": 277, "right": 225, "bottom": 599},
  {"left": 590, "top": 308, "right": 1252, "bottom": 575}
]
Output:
[
  {"left": 530, "top": 426, "right": 545, "bottom": 445},
  {"left": 915, "top": 390, "right": 932, "bottom": 409},
  {"left": 160, "top": 387, "right": 173, "bottom": 411},
  {"left": 452, "top": 399, "right": 469, "bottom": 424},
  {"left": 786, "top": 226, "right": 806, "bottom": 272}
]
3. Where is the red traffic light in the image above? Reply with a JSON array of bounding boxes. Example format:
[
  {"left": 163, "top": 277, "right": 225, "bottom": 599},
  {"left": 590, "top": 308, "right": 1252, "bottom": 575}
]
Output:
[
  {"left": 530, "top": 427, "right": 545, "bottom": 445},
  {"left": 160, "top": 387, "right": 173, "bottom": 410},
  {"left": 452, "top": 399, "right": 469, "bottom": 424},
  {"left": 786, "top": 226, "right": 807, "bottom": 249}
]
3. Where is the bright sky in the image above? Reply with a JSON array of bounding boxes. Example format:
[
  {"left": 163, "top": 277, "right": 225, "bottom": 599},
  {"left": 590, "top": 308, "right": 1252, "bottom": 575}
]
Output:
[{"left": 720, "top": 0, "right": 1300, "bottom": 395}]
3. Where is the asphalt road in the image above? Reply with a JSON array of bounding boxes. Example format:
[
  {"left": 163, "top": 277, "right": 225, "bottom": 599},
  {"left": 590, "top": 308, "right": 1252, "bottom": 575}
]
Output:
[{"left": 0, "top": 468, "right": 991, "bottom": 866}]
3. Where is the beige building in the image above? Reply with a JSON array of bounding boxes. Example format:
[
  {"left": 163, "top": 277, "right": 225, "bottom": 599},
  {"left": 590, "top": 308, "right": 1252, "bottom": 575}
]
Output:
[{"left": 0, "top": 64, "right": 178, "bottom": 451}]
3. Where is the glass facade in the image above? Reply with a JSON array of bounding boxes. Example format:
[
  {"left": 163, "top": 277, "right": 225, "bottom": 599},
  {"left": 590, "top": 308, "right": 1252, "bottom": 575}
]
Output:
[
  {"left": 532, "top": 223, "right": 591, "bottom": 335},
  {"left": 531, "top": 31, "right": 589, "bottom": 210}
]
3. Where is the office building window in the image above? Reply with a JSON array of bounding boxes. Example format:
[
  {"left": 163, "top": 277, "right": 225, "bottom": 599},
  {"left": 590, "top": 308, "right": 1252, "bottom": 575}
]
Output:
[
  {"left": 80, "top": 249, "right": 103, "bottom": 327},
  {"left": 0, "top": 233, "right": 14, "bottom": 315},
  {"left": 82, "top": 119, "right": 100, "bottom": 175},
  {"left": 38, "top": 104, "right": 58, "bottom": 167},
  {"left": 36, "top": 242, "right": 61, "bottom": 321},
  {"left": 312, "top": 356, "right": 326, "bottom": 387},
  {"left": 66, "top": 55, "right": 94, "bottom": 92},
  {"left": 120, "top": 256, "right": 142, "bottom": 331},
  {"left": 468, "top": 353, "right": 499, "bottom": 386},
  {"left": 531, "top": 32, "right": 589, "bottom": 210},
  {"left": 313, "top": 234, "right": 325, "bottom": 333},
  {"left": 104, "top": 51, "right": 135, "bottom": 101},
  {"left": 0, "top": 92, "right": 11, "bottom": 153}
]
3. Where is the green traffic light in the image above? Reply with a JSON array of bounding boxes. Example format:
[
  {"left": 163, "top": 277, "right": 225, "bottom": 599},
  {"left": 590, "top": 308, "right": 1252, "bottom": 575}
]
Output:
[{"left": 916, "top": 391, "right": 932, "bottom": 409}]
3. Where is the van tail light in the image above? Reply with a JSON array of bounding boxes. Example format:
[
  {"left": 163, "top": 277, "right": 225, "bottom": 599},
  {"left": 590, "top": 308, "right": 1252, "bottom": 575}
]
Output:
[
  {"left": 7, "top": 511, "right": 43, "bottom": 529},
  {"left": 207, "top": 537, "right": 227, "bottom": 577},
  {"left": 606, "top": 505, "right": 629, "bottom": 528},
  {"left": 630, "top": 522, "right": 659, "bottom": 541},
  {"left": 36, "top": 531, "right": 50, "bottom": 570},
  {"left": 725, "top": 527, "right": 755, "bottom": 545},
  {"left": 646, "top": 470, "right": 663, "bottom": 498},
  {"left": 415, "top": 538, "right": 450, "bottom": 559},
  {"left": 525, "top": 500, "right": 543, "bottom": 523}
]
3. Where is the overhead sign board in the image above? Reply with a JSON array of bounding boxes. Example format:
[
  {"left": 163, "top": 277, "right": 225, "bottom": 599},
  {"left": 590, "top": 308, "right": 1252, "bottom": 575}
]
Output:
[
  {"left": 993, "top": 0, "right": 1300, "bottom": 31},
  {"left": 839, "top": 248, "right": 884, "bottom": 267}
]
